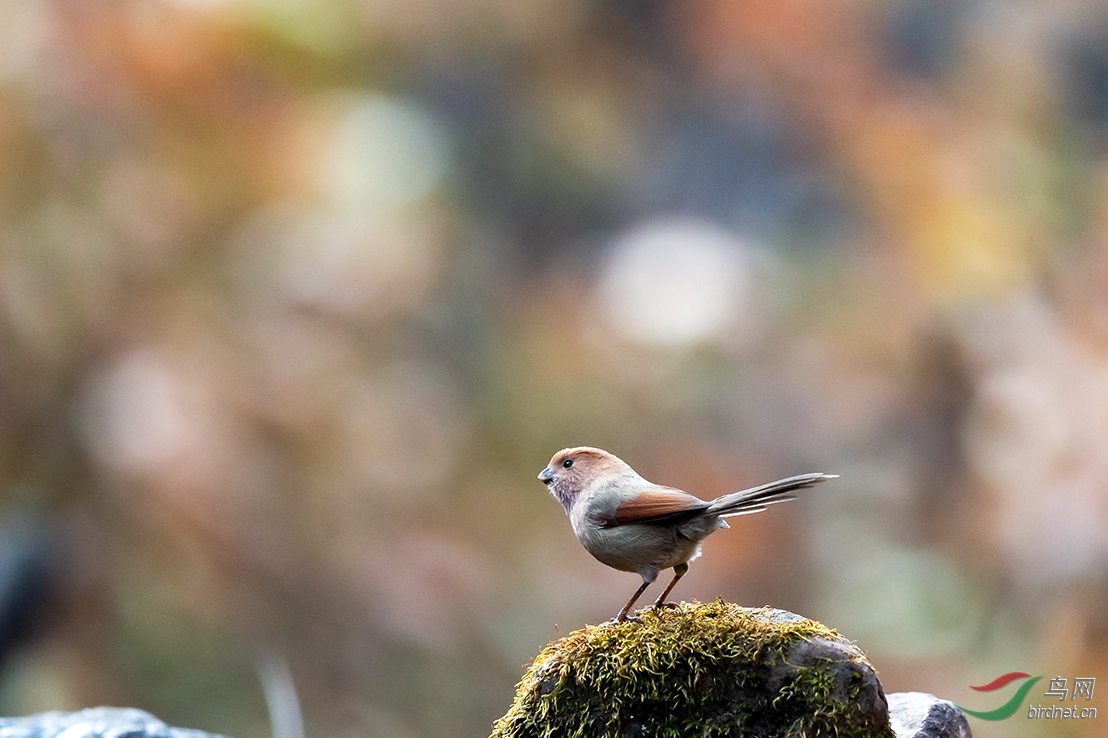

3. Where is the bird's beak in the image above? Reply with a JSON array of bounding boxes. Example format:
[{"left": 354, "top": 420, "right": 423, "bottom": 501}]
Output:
[{"left": 538, "top": 467, "right": 555, "bottom": 484}]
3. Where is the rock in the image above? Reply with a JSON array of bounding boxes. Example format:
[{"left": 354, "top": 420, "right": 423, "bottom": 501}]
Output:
[
  {"left": 490, "top": 599, "right": 895, "bottom": 738},
  {"left": 0, "top": 707, "right": 228, "bottom": 738},
  {"left": 888, "top": 692, "right": 972, "bottom": 738}
]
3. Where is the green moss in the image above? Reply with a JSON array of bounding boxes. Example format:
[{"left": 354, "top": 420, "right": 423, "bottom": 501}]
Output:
[{"left": 491, "top": 600, "right": 895, "bottom": 738}]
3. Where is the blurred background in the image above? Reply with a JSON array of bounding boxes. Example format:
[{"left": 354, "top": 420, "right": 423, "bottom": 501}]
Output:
[{"left": 0, "top": 1, "right": 1106, "bottom": 737}]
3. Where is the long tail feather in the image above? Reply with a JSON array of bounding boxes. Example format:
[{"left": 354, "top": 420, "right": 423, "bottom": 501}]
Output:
[{"left": 706, "top": 473, "right": 835, "bottom": 518}]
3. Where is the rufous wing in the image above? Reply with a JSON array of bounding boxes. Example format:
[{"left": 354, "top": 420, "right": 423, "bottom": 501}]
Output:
[{"left": 607, "top": 487, "right": 711, "bottom": 527}]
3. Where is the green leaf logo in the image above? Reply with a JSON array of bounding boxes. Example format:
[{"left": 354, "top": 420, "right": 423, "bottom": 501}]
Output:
[{"left": 958, "top": 672, "right": 1042, "bottom": 720}]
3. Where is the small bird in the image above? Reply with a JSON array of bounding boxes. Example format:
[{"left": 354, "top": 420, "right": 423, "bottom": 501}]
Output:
[{"left": 538, "top": 447, "right": 835, "bottom": 622}]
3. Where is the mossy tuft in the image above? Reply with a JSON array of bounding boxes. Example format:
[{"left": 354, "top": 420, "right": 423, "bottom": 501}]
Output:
[{"left": 491, "top": 600, "right": 895, "bottom": 738}]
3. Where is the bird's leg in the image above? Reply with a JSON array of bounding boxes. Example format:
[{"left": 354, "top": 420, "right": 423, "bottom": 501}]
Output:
[
  {"left": 614, "top": 580, "right": 650, "bottom": 622},
  {"left": 651, "top": 562, "right": 689, "bottom": 610},
  {"left": 614, "top": 569, "right": 657, "bottom": 623}
]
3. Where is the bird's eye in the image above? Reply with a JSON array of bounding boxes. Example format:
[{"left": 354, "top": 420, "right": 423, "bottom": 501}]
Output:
[{"left": 562, "top": 459, "right": 574, "bottom": 468}]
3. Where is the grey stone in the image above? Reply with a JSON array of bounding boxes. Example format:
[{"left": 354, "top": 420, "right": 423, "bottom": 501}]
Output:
[
  {"left": 0, "top": 708, "right": 227, "bottom": 738},
  {"left": 775, "top": 632, "right": 889, "bottom": 722},
  {"left": 888, "top": 692, "right": 972, "bottom": 738}
]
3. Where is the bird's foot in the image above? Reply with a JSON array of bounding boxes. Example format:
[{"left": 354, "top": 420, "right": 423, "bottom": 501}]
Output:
[
  {"left": 611, "top": 612, "right": 644, "bottom": 624},
  {"left": 651, "top": 601, "right": 681, "bottom": 611}
]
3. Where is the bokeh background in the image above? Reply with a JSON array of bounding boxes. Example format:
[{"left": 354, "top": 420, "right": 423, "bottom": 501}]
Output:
[{"left": 0, "top": 1, "right": 1106, "bottom": 737}]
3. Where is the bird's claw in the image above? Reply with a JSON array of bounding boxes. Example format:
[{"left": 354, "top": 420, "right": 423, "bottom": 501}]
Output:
[
  {"left": 612, "top": 613, "right": 644, "bottom": 624},
  {"left": 652, "top": 601, "right": 680, "bottom": 611}
]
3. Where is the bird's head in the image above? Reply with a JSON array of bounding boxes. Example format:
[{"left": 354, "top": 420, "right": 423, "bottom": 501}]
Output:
[{"left": 538, "top": 446, "right": 631, "bottom": 512}]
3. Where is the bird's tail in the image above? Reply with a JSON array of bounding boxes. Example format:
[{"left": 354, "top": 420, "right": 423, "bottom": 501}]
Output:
[{"left": 706, "top": 473, "right": 835, "bottom": 518}]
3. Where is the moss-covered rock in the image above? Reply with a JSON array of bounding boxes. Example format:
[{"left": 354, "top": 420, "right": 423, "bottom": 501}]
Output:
[{"left": 491, "top": 600, "right": 895, "bottom": 738}]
